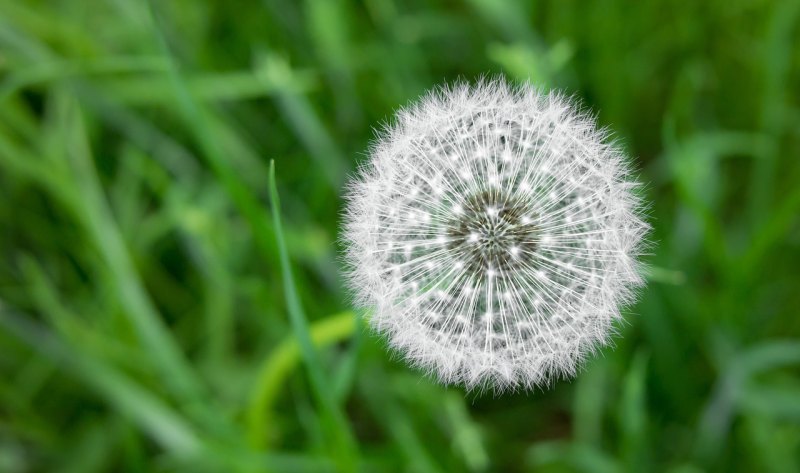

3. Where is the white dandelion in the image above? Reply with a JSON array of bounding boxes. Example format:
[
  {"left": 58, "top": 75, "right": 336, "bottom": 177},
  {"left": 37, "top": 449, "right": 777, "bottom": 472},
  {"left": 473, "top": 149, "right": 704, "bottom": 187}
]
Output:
[{"left": 343, "top": 77, "right": 648, "bottom": 391}]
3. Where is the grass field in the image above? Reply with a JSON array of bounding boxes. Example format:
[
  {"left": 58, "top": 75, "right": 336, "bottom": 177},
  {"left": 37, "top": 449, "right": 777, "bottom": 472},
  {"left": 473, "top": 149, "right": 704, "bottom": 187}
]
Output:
[{"left": 1, "top": 0, "right": 799, "bottom": 472}]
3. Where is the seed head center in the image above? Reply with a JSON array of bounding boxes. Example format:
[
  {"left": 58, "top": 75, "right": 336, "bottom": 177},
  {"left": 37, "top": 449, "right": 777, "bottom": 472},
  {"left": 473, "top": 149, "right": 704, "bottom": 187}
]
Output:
[{"left": 446, "top": 190, "right": 537, "bottom": 272}]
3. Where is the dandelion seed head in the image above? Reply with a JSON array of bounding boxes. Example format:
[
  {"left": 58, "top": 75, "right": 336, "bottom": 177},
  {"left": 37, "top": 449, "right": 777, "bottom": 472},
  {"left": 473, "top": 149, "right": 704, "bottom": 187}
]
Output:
[{"left": 343, "top": 77, "right": 648, "bottom": 391}]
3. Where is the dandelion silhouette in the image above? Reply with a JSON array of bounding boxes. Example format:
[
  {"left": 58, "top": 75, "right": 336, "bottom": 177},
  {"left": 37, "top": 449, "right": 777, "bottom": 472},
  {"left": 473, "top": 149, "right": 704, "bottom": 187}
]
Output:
[{"left": 343, "top": 78, "right": 648, "bottom": 391}]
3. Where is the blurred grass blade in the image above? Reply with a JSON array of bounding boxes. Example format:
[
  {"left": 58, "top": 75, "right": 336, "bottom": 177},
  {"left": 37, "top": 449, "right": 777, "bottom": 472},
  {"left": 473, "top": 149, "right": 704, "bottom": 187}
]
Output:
[
  {"left": 697, "top": 341, "right": 800, "bottom": 460},
  {"left": 619, "top": 351, "right": 649, "bottom": 471},
  {"left": 331, "top": 311, "right": 364, "bottom": 403},
  {"left": 443, "top": 393, "right": 489, "bottom": 472},
  {"left": 256, "top": 52, "right": 350, "bottom": 189},
  {"left": 741, "top": 416, "right": 800, "bottom": 473},
  {"left": 102, "top": 69, "right": 317, "bottom": 105},
  {"left": 0, "top": 307, "right": 202, "bottom": 457},
  {"left": 644, "top": 266, "right": 686, "bottom": 285},
  {"left": 61, "top": 96, "right": 206, "bottom": 405},
  {"left": 304, "top": 0, "right": 362, "bottom": 130},
  {"left": 359, "top": 369, "right": 443, "bottom": 473},
  {"left": 573, "top": 358, "right": 609, "bottom": 446},
  {"left": 739, "top": 183, "right": 800, "bottom": 279},
  {"left": 739, "top": 384, "right": 800, "bottom": 421},
  {"left": 527, "top": 441, "right": 621, "bottom": 473},
  {"left": 144, "top": 0, "right": 279, "bottom": 267},
  {"left": 748, "top": 1, "right": 800, "bottom": 225},
  {"left": 0, "top": 56, "right": 167, "bottom": 102}
]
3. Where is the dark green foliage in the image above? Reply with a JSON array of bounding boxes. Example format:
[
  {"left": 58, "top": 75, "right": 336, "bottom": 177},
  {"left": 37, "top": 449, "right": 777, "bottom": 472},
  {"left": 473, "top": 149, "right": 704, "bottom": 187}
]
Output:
[{"left": 0, "top": 0, "right": 798, "bottom": 471}]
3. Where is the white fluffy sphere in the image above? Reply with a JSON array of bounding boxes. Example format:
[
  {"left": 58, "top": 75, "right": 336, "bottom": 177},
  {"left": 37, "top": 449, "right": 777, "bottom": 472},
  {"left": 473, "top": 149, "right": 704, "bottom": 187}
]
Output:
[{"left": 343, "top": 78, "right": 647, "bottom": 390}]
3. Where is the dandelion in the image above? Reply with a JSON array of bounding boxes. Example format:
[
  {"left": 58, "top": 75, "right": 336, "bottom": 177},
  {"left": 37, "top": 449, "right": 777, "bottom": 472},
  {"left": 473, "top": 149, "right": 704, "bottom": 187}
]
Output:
[{"left": 343, "top": 78, "right": 648, "bottom": 390}]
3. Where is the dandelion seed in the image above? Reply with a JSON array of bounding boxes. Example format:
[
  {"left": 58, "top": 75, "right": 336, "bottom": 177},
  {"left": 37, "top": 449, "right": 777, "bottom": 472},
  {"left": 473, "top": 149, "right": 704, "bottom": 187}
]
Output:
[{"left": 343, "top": 77, "right": 648, "bottom": 391}]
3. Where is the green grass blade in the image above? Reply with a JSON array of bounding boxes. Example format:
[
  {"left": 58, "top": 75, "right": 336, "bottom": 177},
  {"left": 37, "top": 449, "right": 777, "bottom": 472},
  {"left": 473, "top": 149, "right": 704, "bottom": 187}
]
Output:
[
  {"left": 247, "top": 310, "right": 356, "bottom": 449},
  {"left": 268, "top": 161, "right": 358, "bottom": 470}
]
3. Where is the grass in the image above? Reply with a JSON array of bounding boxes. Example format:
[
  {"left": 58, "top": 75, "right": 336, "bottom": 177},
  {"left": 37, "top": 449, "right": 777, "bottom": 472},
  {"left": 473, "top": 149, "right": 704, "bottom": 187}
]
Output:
[{"left": 1, "top": 0, "right": 799, "bottom": 472}]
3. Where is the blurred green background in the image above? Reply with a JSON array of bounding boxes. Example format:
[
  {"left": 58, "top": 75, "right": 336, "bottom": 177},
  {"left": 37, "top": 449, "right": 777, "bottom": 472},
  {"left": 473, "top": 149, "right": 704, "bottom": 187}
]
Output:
[{"left": 1, "top": 0, "right": 799, "bottom": 472}]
